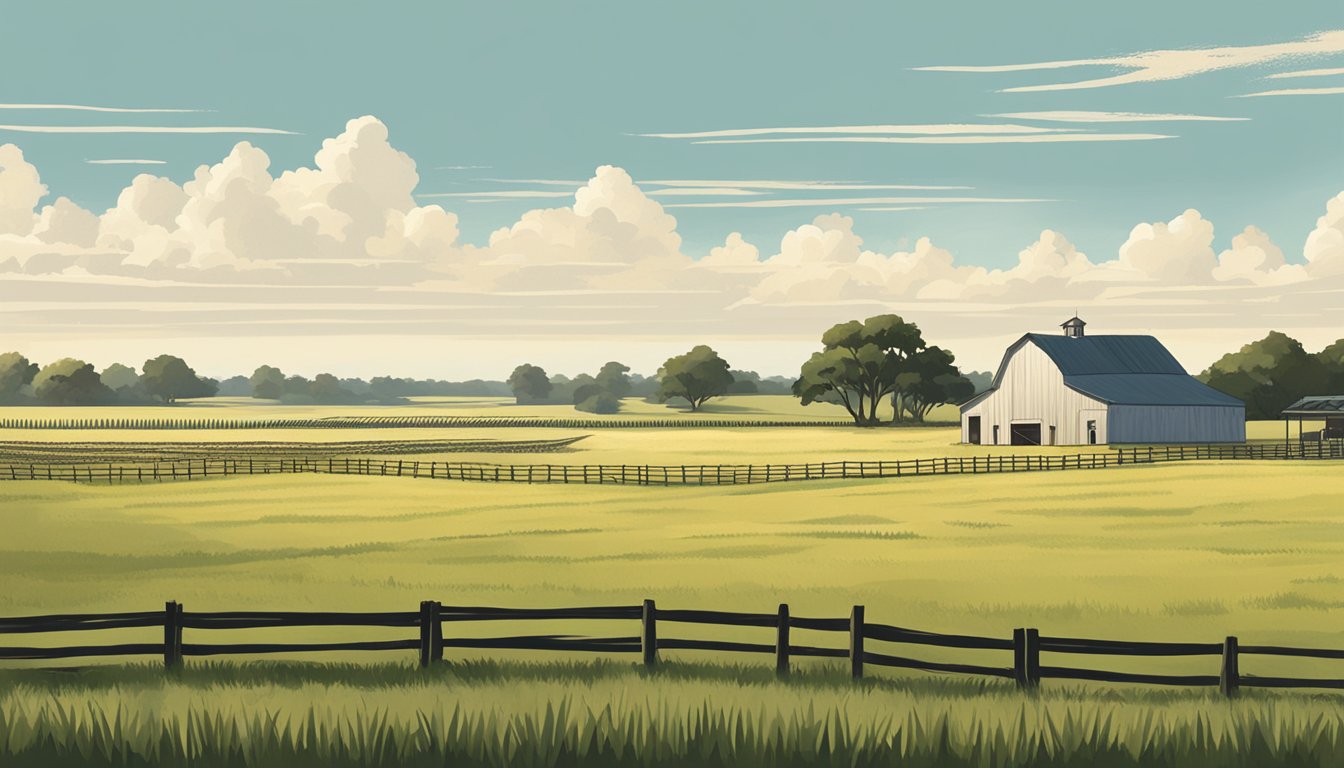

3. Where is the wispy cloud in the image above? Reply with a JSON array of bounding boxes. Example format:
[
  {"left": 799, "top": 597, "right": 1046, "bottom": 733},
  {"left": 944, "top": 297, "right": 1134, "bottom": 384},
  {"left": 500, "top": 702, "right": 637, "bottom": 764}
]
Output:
[
  {"left": 85, "top": 158, "right": 168, "bottom": 165},
  {"left": 914, "top": 29, "right": 1344, "bottom": 92},
  {"left": 857, "top": 206, "right": 928, "bottom": 212},
  {"left": 641, "top": 123, "right": 1066, "bottom": 138},
  {"left": 690, "top": 133, "right": 1174, "bottom": 145},
  {"left": 644, "top": 187, "right": 761, "bottom": 196},
  {"left": 417, "top": 190, "right": 575, "bottom": 199},
  {"left": 477, "top": 178, "right": 584, "bottom": 186},
  {"left": 0, "top": 103, "right": 204, "bottom": 113},
  {"left": 663, "top": 196, "right": 1050, "bottom": 209},
  {"left": 1236, "top": 86, "right": 1344, "bottom": 98},
  {"left": 0, "top": 124, "right": 297, "bottom": 134},
  {"left": 1265, "top": 67, "right": 1344, "bottom": 79},
  {"left": 990, "top": 111, "right": 1247, "bottom": 123},
  {"left": 644, "top": 180, "right": 973, "bottom": 191}
]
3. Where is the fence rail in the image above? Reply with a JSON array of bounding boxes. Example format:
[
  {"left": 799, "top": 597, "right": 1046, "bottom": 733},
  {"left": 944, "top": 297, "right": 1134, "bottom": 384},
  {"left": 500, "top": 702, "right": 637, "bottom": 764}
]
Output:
[
  {"left": 2, "top": 600, "right": 1340, "bottom": 696},
  {"left": 2, "top": 442, "right": 1341, "bottom": 486},
  {"left": 0, "top": 416, "right": 858, "bottom": 431}
]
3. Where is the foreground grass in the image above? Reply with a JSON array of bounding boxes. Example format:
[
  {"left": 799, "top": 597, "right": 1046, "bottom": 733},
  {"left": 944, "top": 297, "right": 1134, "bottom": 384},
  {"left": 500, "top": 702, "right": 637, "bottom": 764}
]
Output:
[{"left": 1, "top": 661, "right": 1340, "bottom": 767}]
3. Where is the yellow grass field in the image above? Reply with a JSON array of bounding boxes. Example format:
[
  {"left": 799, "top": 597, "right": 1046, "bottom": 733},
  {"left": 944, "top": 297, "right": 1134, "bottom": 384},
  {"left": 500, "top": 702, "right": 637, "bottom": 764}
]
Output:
[{"left": 3, "top": 459, "right": 1342, "bottom": 679}]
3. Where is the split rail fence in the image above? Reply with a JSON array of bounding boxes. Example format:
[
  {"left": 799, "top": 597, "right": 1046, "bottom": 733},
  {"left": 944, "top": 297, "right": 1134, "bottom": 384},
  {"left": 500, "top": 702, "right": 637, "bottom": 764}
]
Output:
[
  {"left": 2, "top": 601, "right": 1341, "bottom": 696},
  {"left": 1, "top": 442, "right": 1341, "bottom": 486},
  {"left": 0, "top": 416, "right": 856, "bottom": 431}
]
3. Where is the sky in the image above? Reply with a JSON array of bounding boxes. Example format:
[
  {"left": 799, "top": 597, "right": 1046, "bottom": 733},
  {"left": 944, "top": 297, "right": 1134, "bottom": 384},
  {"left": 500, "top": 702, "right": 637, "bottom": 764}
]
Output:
[{"left": 0, "top": 1, "right": 1341, "bottom": 380}]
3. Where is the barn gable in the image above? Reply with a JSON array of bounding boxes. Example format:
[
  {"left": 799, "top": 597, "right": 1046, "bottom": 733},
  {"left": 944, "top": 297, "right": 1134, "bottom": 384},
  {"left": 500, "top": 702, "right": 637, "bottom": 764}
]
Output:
[
  {"left": 964, "top": 333, "right": 1241, "bottom": 410},
  {"left": 960, "top": 325, "right": 1246, "bottom": 445}
]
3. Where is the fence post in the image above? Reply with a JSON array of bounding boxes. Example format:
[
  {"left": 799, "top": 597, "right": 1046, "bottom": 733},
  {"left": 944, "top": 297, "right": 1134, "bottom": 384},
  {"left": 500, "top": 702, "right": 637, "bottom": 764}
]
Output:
[
  {"left": 163, "top": 600, "right": 184, "bottom": 671},
  {"left": 641, "top": 599, "right": 658, "bottom": 668},
  {"left": 849, "top": 605, "right": 865, "bottom": 679},
  {"left": 419, "top": 600, "right": 443, "bottom": 667},
  {"left": 1220, "top": 636, "right": 1240, "bottom": 698},
  {"left": 776, "top": 603, "right": 790, "bottom": 677},
  {"left": 1013, "top": 628, "right": 1040, "bottom": 690}
]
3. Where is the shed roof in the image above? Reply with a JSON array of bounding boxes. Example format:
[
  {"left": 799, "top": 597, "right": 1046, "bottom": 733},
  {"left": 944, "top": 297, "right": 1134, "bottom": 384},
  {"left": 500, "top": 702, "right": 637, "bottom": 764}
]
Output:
[{"left": 1281, "top": 395, "right": 1344, "bottom": 416}]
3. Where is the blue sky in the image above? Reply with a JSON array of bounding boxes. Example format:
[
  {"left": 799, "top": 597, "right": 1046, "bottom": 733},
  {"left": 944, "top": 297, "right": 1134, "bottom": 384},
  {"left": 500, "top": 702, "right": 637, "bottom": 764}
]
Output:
[
  {"left": 0, "top": 2, "right": 1341, "bottom": 377},
  {"left": 4, "top": 1, "right": 1340, "bottom": 262}
]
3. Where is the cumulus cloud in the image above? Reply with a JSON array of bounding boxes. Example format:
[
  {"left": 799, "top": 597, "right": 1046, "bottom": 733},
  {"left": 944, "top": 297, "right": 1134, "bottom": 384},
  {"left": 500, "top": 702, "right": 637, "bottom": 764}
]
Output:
[
  {"left": 1305, "top": 192, "right": 1344, "bottom": 277},
  {"left": 1114, "top": 209, "right": 1218, "bottom": 283},
  {"left": 0, "top": 115, "right": 1341, "bottom": 377},
  {"left": 0, "top": 144, "right": 45, "bottom": 235}
]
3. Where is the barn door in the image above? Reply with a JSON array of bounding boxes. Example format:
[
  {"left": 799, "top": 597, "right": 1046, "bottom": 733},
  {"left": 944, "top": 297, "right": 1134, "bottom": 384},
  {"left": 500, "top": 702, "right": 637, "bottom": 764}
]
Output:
[{"left": 1009, "top": 422, "right": 1042, "bottom": 446}]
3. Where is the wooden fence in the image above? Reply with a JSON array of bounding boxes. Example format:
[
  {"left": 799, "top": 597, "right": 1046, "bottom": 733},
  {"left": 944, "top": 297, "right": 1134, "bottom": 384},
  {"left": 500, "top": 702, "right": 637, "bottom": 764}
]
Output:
[
  {"left": 0, "top": 416, "right": 857, "bottom": 430},
  {"left": 2, "top": 442, "right": 1341, "bottom": 486},
  {"left": 2, "top": 601, "right": 1340, "bottom": 696}
]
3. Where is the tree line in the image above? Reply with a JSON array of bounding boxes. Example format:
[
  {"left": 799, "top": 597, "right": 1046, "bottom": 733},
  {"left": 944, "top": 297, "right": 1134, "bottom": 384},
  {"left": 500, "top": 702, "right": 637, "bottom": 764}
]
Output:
[
  {"left": 0, "top": 353, "right": 217, "bottom": 406},
  {"left": 508, "top": 314, "right": 981, "bottom": 425},
  {"left": 1198, "top": 332, "right": 1344, "bottom": 420}
]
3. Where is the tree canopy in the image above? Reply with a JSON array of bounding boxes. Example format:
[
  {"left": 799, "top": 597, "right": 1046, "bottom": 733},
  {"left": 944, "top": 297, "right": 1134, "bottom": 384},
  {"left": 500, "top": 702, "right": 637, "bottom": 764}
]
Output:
[
  {"left": 33, "top": 358, "right": 114, "bottom": 405},
  {"left": 1199, "top": 332, "right": 1334, "bottom": 419},
  {"left": 594, "top": 361, "right": 632, "bottom": 399},
  {"left": 141, "top": 354, "right": 216, "bottom": 404},
  {"left": 250, "top": 365, "right": 286, "bottom": 399},
  {"left": 794, "top": 314, "right": 972, "bottom": 426},
  {"left": 656, "top": 345, "right": 734, "bottom": 412},
  {"left": 507, "top": 364, "right": 553, "bottom": 404},
  {"left": 893, "top": 347, "right": 976, "bottom": 423},
  {"left": 0, "top": 352, "right": 38, "bottom": 403}
]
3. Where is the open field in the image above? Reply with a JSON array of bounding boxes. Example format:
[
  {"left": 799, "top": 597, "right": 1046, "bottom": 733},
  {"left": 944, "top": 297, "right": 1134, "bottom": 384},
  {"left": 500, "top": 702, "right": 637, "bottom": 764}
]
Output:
[
  {"left": 4, "top": 463, "right": 1343, "bottom": 657},
  {"left": 3, "top": 411, "right": 1341, "bottom": 765},
  {"left": 0, "top": 394, "right": 954, "bottom": 424}
]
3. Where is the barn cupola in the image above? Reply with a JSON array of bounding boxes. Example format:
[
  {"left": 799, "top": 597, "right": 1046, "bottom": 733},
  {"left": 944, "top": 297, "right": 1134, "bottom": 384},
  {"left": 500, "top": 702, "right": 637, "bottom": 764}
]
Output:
[{"left": 1061, "top": 316, "right": 1086, "bottom": 338}]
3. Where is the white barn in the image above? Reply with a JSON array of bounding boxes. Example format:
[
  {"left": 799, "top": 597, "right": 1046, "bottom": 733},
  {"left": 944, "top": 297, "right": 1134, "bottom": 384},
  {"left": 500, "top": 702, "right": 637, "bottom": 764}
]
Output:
[{"left": 960, "top": 318, "right": 1245, "bottom": 446}]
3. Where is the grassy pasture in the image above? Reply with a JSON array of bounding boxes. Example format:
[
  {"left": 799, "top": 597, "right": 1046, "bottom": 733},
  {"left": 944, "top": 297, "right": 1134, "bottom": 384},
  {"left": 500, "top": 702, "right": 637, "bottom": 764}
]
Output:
[
  {"left": 0, "top": 394, "right": 953, "bottom": 424},
  {"left": 2, "top": 411, "right": 1340, "bottom": 766},
  {"left": 3, "top": 462, "right": 1342, "bottom": 663}
]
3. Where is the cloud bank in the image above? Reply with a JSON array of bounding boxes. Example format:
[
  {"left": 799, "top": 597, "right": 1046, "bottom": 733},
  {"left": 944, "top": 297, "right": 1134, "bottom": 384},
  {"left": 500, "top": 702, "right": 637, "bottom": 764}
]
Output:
[{"left": 0, "top": 115, "right": 1341, "bottom": 375}]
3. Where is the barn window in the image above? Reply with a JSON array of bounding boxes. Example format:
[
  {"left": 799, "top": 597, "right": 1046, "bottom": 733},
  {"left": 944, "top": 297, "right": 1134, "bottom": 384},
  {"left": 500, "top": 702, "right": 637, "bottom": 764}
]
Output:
[{"left": 993, "top": 425, "right": 1000, "bottom": 445}]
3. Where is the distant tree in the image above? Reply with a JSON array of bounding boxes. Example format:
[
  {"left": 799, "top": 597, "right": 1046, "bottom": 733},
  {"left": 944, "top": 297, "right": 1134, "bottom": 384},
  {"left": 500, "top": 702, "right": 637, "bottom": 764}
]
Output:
[
  {"left": 1319, "top": 338, "right": 1344, "bottom": 392},
  {"left": 0, "top": 352, "right": 38, "bottom": 402},
  {"left": 282, "top": 375, "right": 312, "bottom": 398},
  {"left": 892, "top": 347, "right": 976, "bottom": 423},
  {"left": 508, "top": 364, "right": 553, "bottom": 404},
  {"left": 573, "top": 383, "right": 620, "bottom": 413},
  {"left": 964, "top": 370, "right": 993, "bottom": 394},
  {"left": 1199, "top": 332, "right": 1331, "bottom": 419},
  {"left": 727, "top": 370, "right": 761, "bottom": 394},
  {"left": 33, "top": 358, "right": 114, "bottom": 405},
  {"left": 141, "top": 355, "right": 216, "bottom": 404},
  {"left": 215, "top": 375, "right": 252, "bottom": 397},
  {"left": 100, "top": 363, "right": 140, "bottom": 392},
  {"left": 793, "top": 315, "right": 925, "bottom": 426},
  {"left": 309, "top": 373, "right": 358, "bottom": 404},
  {"left": 656, "top": 345, "right": 734, "bottom": 412},
  {"left": 594, "top": 361, "right": 632, "bottom": 399},
  {"left": 249, "top": 365, "right": 286, "bottom": 399}
]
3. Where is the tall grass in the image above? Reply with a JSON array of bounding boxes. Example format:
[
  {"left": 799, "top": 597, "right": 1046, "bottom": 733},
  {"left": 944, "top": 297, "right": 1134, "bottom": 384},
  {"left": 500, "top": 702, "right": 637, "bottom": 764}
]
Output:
[{"left": 1, "top": 661, "right": 1340, "bottom": 767}]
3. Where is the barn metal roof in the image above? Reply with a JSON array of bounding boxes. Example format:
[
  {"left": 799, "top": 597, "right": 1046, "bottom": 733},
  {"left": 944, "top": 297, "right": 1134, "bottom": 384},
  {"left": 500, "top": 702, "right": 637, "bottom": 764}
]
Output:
[
  {"left": 1025, "top": 334, "right": 1187, "bottom": 376},
  {"left": 960, "top": 333, "right": 1246, "bottom": 411},
  {"left": 1064, "top": 374, "right": 1246, "bottom": 407},
  {"left": 1281, "top": 395, "right": 1344, "bottom": 416}
]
